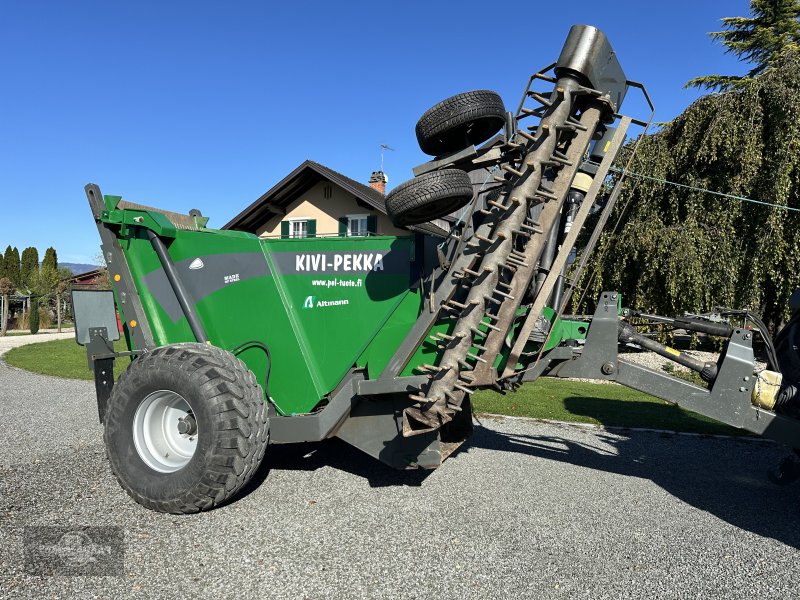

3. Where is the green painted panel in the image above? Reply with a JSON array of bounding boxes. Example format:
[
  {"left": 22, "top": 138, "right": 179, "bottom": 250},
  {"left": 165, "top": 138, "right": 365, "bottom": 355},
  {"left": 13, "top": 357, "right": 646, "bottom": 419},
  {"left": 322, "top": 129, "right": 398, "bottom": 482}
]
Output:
[{"left": 111, "top": 212, "right": 418, "bottom": 415}]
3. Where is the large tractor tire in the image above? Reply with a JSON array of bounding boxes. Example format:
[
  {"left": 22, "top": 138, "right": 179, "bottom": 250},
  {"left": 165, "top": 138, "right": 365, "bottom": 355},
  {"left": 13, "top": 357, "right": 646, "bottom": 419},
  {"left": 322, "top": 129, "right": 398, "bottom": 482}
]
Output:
[
  {"left": 386, "top": 169, "right": 473, "bottom": 226},
  {"left": 103, "top": 343, "right": 269, "bottom": 514},
  {"left": 416, "top": 90, "right": 506, "bottom": 156}
]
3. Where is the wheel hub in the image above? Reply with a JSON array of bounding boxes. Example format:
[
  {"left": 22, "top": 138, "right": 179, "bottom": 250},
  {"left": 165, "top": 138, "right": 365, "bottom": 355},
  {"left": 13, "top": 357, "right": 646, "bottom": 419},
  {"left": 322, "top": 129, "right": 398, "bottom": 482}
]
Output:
[
  {"left": 133, "top": 390, "right": 198, "bottom": 473},
  {"left": 177, "top": 414, "right": 197, "bottom": 436}
]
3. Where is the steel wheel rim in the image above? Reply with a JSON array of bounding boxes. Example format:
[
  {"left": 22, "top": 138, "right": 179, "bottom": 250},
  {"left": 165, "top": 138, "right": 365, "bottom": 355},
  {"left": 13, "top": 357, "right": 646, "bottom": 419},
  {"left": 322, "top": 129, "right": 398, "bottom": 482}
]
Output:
[{"left": 133, "top": 390, "right": 198, "bottom": 473}]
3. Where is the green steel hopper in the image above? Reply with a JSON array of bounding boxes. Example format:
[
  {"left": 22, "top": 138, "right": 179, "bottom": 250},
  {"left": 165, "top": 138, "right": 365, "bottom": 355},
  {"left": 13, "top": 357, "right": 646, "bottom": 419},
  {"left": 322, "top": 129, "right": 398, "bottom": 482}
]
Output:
[{"left": 76, "top": 25, "right": 800, "bottom": 513}]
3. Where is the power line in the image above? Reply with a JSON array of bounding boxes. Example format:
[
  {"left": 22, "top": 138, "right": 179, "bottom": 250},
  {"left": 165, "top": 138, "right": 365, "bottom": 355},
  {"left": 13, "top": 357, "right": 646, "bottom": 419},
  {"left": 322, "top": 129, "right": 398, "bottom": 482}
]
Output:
[{"left": 602, "top": 163, "right": 800, "bottom": 213}]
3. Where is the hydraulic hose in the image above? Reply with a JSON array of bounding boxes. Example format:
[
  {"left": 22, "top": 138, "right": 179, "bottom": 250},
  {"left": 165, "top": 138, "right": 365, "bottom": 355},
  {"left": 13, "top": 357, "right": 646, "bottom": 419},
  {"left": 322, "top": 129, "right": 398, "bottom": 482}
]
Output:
[{"left": 618, "top": 321, "right": 718, "bottom": 382}]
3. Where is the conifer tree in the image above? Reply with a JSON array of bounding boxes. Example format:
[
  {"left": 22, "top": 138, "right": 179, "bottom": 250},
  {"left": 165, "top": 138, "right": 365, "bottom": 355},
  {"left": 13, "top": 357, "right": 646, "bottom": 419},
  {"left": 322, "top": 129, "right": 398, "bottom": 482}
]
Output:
[{"left": 687, "top": 0, "right": 800, "bottom": 90}]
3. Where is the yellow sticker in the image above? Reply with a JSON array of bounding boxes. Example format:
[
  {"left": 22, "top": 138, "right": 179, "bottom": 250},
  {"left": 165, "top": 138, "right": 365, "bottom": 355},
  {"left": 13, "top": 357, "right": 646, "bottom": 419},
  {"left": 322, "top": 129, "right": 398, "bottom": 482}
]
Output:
[{"left": 665, "top": 346, "right": 680, "bottom": 356}]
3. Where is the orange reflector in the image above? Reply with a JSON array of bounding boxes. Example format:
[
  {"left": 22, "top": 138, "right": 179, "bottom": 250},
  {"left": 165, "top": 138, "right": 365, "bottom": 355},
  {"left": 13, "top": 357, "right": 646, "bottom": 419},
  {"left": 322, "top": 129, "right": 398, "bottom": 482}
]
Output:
[
  {"left": 114, "top": 274, "right": 121, "bottom": 282},
  {"left": 130, "top": 320, "right": 137, "bottom": 328}
]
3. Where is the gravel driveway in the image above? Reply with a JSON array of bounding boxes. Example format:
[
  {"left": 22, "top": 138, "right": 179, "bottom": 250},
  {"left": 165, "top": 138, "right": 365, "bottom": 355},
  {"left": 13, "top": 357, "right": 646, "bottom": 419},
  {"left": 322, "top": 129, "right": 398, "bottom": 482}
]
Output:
[{"left": 1, "top": 362, "right": 799, "bottom": 599}]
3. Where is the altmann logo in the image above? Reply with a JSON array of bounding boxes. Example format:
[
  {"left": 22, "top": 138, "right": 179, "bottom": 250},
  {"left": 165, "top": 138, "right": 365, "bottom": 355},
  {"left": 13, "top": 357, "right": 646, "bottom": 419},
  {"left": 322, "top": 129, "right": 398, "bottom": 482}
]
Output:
[
  {"left": 302, "top": 295, "right": 349, "bottom": 309},
  {"left": 189, "top": 258, "right": 204, "bottom": 270},
  {"left": 295, "top": 253, "right": 384, "bottom": 272}
]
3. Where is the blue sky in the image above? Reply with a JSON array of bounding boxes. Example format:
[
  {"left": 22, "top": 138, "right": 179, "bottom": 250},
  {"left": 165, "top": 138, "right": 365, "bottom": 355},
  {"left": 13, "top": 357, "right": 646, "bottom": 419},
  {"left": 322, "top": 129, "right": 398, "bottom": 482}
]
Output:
[{"left": 0, "top": 1, "right": 750, "bottom": 264}]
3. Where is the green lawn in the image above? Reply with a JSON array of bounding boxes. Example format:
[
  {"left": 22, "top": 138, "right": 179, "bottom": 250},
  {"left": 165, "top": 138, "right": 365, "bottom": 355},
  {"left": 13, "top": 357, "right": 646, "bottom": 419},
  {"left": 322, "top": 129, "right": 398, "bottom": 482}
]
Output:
[
  {"left": 472, "top": 379, "right": 744, "bottom": 436},
  {"left": 5, "top": 338, "right": 744, "bottom": 436},
  {"left": 4, "top": 338, "right": 129, "bottom": 380}
]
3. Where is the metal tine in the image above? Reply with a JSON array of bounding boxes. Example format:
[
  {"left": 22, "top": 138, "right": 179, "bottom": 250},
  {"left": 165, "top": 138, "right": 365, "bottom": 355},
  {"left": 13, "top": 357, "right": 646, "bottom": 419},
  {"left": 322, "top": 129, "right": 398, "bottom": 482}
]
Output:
[
  {"left": 474, "top": 233, "right": 498, "bottom": 245},
  {"left": 567, "top": 116, "right": 589, "bottom": 131},
  {"left": 493, "top": 289, "right": 515, "bottom": 300},
  {"left": 467, "top": 351, "right": 487, "bottom": 363},
  {"left": 517, "top": 130, "right": 537, "bottom": 142},
  {"left": 506, "top": 257, "right": 530, "bottom": 268},
  {"left": 519, "top": 105, "right": 545, "bottom": 116},
  {"left": 446, "top": 402, "right": 463, "bottom": 412},
  {"left": 519, "top": 222, "right": 543, "bottom": 233},
  {"left": 442, "top": 303, "right": 463, "bottom": 314},
  {"left": 512, "top": 228, "right": 532, "bottom": 238},
  {"left": 462, "top": 267, "right": 482, "bottom": 278},
  {"left": 526, "top": 123, "right": 552, "bottom": 137},
  {"left": 532, "top": 72, "right": 557, "bottom": 83},
  {"left": 501, "top": 164, "right": 524, "bottom": 177},
  {"left": 553, "top": 149, "right": 569, "bottom": 160},
  {"left": 539, "top": 159, "right": 564, "bottom": 169},
  {"left": 446, "top": 299, "right": 468, "bottom": 310},
  {"left": 571, "top": 84, "right": 603, "bottom": 97},
  {"left": 483, "top": 295, "right": 502, "bottom": 306},
  {"left": 457, "top": 359, "right": 473, "bottom": 370},
  {"left": 481, "top": 320, "right": 502, "bottom": 333},
  {"left": 453, "top": 382, "right": 475, "bottom": 395},
  {"left": 488, "top": 199, "right": 511, "bottom": 211},
  {"left": 535, "top": 188, "right": 558, "bottom": 201},
  {"left": 409, "top": 394, "right": 428, "bottom": 403},
  {"left": 422, "top": 363, "right": 450, "bottom": 373},
  {"left": 498, "top": 262, "right": 518, "bottom": 272},
  {"left": 549, "top": 154, "right": 573, "bottom": 167},
  {"left": 496, "top": 281, "right": 513, "bottom": 289},
  {"left": 528, "top": 92, "right": 552, "bottom": 107},
  {"left": 524, "top": 218, "right": 544, "bottom": 228},
  {"left": 469, "top": 326, "right": 488, "bottom": 338}
]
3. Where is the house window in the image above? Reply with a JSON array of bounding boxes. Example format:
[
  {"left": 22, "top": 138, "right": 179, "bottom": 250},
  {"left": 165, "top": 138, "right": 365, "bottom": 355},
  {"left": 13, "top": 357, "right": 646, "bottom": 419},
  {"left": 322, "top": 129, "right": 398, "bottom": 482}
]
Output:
[
  {"left": 281, "top": 218, "right": 316, "bottom": 239},
  {"left": 347, "top": 215, "right": 369, "bottom": 237},
  {"left": 289, "top": 220, "right": 308, "bottom": 238}
]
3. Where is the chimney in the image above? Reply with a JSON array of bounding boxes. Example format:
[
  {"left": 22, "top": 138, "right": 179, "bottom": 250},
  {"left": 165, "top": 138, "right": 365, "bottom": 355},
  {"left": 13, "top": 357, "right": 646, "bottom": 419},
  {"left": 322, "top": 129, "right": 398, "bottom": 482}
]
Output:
[{"left": 369, "top": 171, "right": 388, "bottom": 195}]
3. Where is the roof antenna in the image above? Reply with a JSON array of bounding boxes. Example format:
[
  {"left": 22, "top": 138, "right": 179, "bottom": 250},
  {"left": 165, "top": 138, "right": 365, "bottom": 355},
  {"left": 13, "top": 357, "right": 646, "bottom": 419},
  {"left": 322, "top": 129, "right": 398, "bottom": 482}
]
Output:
[{"left": 379, "top": 143, "right": 394, "bottom": 172}]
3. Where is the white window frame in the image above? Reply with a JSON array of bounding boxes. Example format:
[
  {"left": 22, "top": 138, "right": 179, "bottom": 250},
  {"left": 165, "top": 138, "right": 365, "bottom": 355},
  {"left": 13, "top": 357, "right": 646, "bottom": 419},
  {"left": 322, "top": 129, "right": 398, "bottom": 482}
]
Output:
[
  {"left": 347, "top": 214, "right": 369, "bottom": 237},
  {"left": 288, "top": 218, "right": 308, "bottom": 239}
]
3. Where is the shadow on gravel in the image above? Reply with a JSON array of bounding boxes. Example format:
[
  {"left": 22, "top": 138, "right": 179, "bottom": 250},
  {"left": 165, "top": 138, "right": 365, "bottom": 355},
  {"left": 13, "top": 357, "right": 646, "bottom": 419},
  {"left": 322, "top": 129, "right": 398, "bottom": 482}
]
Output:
[
  {"left": 469, "top": 408, "right": 800, "bottom": 549},
  {"left": 237, "top": 438, "right": 431, "bottom": 500}
]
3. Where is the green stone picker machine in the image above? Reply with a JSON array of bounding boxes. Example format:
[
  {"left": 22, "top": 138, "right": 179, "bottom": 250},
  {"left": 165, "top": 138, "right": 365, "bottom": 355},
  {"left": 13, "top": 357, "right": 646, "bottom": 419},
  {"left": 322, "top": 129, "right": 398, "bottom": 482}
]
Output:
[{"left": 75, "top": 25, "right": 800, "bottom": 513}]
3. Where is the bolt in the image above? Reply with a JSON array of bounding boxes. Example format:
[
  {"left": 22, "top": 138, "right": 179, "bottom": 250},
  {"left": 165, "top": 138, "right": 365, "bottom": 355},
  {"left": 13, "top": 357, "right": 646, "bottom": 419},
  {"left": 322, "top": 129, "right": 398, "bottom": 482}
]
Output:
[
  {"left": 739, "top": 387, "right": 747, "bottom": 392},
  {"left": 177, "top": 414, "right": 197, "bottom": 436},
  {"left": 743, "top": 376, "right": 750, "bottom": 382},
  {"left": 601, "top": 362, "right": 616, "bottom": 375}
]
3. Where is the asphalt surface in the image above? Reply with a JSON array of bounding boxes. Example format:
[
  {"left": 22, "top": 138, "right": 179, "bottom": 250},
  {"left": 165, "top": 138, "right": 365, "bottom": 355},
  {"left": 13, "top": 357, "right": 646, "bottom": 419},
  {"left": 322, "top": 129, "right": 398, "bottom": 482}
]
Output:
[{"left": 2, "top": 361, "right": 800, "bottom": 599}]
